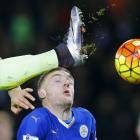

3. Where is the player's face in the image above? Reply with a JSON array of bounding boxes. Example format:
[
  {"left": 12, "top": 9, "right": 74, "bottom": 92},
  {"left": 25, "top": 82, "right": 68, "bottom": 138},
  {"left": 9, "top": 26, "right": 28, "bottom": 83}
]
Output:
[{"left": 44, "top": 70, "right": 74, "bottom": 107}]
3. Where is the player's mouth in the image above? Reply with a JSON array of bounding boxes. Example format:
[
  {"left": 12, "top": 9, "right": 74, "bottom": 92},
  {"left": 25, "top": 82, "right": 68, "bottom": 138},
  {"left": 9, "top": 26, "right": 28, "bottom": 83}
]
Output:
[{"left": 64, "top": 90, "right": 71, "bottom": 96}]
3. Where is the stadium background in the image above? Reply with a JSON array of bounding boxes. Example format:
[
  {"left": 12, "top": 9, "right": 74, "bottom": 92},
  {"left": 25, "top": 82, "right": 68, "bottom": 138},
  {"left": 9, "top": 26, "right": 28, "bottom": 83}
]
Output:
[{"left": 0, "top": 0, "right": 140, "bottom": 139}]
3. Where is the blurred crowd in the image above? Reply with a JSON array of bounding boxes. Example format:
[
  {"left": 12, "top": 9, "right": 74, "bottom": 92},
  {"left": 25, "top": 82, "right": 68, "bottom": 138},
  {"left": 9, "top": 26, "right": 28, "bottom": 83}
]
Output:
[{"left": 0, "top": 0, "right": 140, "bottom": 140}]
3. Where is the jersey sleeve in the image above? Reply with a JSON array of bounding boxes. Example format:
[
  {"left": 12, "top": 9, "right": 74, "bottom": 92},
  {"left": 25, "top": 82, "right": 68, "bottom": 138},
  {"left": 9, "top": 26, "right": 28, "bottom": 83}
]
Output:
[{"left": 17, "top": 114, "right": 47, "bottom": 140}]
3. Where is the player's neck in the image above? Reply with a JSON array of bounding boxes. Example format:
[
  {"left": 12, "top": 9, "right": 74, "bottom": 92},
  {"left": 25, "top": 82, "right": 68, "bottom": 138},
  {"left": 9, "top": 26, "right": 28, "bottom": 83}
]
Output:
[{"left": 45, "top": 103, "right": 72, "bottom": 121}]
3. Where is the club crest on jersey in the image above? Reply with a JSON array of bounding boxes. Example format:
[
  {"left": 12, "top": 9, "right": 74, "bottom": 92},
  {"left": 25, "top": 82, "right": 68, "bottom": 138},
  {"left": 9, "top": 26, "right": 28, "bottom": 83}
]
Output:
[{"left": 79, "top": 124, "right": 88, "bottom": 138}]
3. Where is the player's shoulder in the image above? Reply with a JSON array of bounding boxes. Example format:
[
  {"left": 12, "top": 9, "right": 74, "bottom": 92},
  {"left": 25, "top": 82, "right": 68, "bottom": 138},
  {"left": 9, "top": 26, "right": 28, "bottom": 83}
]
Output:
[
  {"left": 73, "top": 107, "right": 91, "bottom": 114},
  {"left": 23, "top": 107, "right": 49, "bottom": 122},
  {"left": 73, "top": 107, "right": 95, "bottom": 119},
  {"left": 18, "top": 107, "right": 51, "bottom": 136},
  {"left": 28, "top": 107, "right": 47, "bottom": 115}
]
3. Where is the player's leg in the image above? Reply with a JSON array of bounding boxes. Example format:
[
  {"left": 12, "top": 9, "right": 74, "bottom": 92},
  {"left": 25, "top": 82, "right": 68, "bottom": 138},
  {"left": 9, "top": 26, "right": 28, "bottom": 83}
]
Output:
[
  {"left": 0, "top": 6, "right": 87, "bottom": 90},
  {"left": 0, "top": 50, "right": 58, "bottom": 90}
]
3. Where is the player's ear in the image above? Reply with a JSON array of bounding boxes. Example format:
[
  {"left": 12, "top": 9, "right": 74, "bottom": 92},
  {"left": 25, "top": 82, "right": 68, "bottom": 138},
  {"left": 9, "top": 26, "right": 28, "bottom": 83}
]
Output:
[{"left": 38, "top": 89, "right": 47, "bottom": 99}]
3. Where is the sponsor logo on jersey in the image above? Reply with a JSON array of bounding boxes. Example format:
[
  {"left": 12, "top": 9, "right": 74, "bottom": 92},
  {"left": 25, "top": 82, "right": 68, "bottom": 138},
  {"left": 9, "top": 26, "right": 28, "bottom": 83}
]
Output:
[
  {"left": 79, "top": 124, "right": 88, "bottom": 138},
  {"left": 23, "top": 134, "right": 39, "bottom": 140}
]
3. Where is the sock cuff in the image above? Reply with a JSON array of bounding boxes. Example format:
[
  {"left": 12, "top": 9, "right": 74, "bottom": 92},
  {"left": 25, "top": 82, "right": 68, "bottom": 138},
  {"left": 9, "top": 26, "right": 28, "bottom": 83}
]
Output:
[{"left": 55, "top": 43, "right": 74, "bottom": 67}]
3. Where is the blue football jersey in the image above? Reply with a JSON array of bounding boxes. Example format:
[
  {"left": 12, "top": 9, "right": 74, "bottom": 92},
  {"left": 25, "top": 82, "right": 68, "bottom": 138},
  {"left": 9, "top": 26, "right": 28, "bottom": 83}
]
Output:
[{"left": 17, "top": 107, "right": 97, "bottom": 140}]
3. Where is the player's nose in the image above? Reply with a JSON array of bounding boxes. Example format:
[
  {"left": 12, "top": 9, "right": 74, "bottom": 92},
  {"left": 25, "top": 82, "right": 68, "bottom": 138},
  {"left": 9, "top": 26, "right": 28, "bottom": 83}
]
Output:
[{"left": 64, "top": 80, "right": 70, "bottom": 87}]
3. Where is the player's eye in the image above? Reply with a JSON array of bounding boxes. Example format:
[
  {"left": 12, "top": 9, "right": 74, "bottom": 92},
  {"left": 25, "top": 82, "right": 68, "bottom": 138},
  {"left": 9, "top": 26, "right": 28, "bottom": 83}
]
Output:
[
  {"left": 55, "top": 78, "right": 63, "bottom": 83},
  {"left": 55, "top": 79, "right": 61, "bottom": 82}
]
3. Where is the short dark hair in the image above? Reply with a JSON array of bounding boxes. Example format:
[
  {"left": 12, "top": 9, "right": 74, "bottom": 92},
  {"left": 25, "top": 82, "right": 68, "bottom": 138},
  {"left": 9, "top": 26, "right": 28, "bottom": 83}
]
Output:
[{"left": 37, "top": 67, "right": 74, "bottom": 90}]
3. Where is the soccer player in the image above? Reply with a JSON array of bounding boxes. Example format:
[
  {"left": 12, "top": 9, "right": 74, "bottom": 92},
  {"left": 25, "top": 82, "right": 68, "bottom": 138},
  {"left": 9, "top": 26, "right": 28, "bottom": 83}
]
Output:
[
  {"left": 3, "top": 6, "right": 92, "bottom": 114},
  {"left": 17, "top": 67, "right": 97, "bottom": 140}
]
